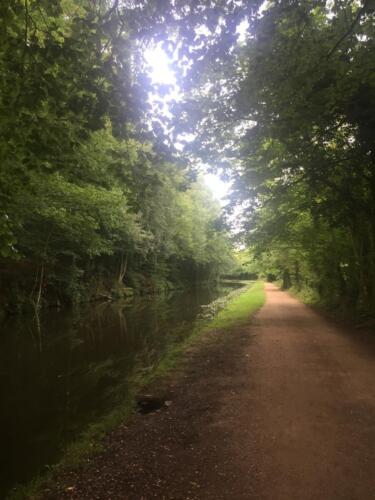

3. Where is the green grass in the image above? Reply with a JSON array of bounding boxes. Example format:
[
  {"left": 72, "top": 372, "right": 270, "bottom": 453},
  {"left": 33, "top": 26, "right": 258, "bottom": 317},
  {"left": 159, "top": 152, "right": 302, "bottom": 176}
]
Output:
[
  {"left": 205, "top": 280, "right": 265, "bottom": 330},
  {"left": 145, "top": 281, "right": 265, "bottom": 383},
  {"left": 9, "top": 281, "right": 265, "bottom": 500}
]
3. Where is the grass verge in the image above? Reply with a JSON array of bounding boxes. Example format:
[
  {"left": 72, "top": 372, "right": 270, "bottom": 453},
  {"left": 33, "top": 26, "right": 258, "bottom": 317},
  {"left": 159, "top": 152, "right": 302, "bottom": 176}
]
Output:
[
  {"left": 204, "top": 280, "right": 265, "bottom": 330},
  {"left": 9, "top": 281, "right": 265, "bottom": 500},
  {"left": 143, "top": 281, "right": 265, "bottom": 385}
]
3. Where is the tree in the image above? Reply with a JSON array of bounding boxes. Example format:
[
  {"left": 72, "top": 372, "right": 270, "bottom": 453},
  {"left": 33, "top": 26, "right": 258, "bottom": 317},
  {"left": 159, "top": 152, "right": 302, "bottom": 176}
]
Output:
[{"left": 171, "top": 0, "right": 375, "bottom": 311}]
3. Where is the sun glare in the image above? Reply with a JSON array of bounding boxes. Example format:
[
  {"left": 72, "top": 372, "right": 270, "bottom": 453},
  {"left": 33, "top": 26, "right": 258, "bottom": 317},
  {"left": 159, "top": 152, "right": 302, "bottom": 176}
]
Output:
[
  {"left": 144, "top": 45, "right": 176, "bottom": 85},
  {"left": 144, "top": 46, "right": 232, "bottom": 204},
  {"left": 204, "top": 173, "right": 231, "bottom": 204}
]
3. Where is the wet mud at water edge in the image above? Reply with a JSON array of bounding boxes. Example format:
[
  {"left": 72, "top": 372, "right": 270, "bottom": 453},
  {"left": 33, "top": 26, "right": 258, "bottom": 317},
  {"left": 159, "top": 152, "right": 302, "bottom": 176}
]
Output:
[{"left": 0, "top": 282, "right": 242, "bottom": 497}]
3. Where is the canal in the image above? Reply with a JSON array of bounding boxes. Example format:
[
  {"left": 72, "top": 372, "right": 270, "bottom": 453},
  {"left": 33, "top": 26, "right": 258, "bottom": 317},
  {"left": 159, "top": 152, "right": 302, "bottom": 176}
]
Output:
[{"left": 0, "top": 282, "right": 242, "bottom": 497}]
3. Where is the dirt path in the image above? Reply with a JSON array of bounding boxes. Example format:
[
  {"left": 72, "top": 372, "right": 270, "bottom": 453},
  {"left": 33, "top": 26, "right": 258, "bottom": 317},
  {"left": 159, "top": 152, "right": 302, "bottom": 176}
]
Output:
[{"left": 47, "top": 284, "right": 375, "bottom": 499}]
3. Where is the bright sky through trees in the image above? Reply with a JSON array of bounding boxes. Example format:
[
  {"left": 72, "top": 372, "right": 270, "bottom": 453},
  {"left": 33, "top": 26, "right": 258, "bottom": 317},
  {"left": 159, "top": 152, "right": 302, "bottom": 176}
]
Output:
[
  {"left": 144, "top": 45, "right": 176, "bottom": 85},
  {"left": 144, "top": 39, "right": 232, "bottom": 203},
  {"left": 204, "top": 174, "right": 231, "bottom": 205}
]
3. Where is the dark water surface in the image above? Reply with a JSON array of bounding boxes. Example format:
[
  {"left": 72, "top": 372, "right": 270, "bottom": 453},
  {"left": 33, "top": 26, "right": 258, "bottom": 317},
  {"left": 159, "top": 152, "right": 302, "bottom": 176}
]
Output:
[{"left": 0, "top": 283, "right": 241, "bottom": 497}]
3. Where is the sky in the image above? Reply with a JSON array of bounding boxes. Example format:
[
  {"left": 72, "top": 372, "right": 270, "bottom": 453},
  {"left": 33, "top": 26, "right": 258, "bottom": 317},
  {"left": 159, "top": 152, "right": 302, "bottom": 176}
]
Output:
[
  {"left": 144, "top": 42, "right": 232, "bottom": 205},
  {"left": 203, "top": 173, "right": 231, "bottom": 205}
]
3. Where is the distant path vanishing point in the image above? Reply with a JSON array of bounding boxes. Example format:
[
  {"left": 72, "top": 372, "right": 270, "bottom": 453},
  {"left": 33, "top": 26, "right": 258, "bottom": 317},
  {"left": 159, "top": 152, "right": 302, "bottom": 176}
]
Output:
[{"left": 47, "top": 283, "right": 375, "bottom": 500}]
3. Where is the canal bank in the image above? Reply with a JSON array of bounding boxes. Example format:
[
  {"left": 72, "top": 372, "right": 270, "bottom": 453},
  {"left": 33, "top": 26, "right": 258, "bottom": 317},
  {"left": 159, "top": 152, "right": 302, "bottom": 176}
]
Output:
[{"left": 4, "top": 282, "right": 264, "bottom": 499}]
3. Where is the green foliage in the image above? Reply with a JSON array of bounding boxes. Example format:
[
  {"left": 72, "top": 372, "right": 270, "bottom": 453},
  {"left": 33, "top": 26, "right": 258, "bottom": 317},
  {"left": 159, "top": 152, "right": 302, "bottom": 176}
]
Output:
[
  {"left": 225, "top": 249, "right": 259, "bottom": 280},
  {"left": 234, "top": 1, "right": 375, "bottom": 311},
  {"left": 172, "top": 0, "right": 375, "bottom": 312},
  {"left": 0, "top": 0, "right": 234, "bottom": 310}
]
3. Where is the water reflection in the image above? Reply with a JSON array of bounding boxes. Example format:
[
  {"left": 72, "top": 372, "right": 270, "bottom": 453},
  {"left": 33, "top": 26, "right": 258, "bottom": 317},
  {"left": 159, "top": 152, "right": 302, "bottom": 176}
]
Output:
[{"left": 0, "top": 283, "right": 241, "bottom": 497}]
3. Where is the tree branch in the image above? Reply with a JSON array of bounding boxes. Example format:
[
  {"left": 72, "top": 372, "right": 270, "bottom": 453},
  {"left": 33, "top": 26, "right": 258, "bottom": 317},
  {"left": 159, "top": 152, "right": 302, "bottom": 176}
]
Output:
[{"left": 327, "top": 0, "right": 370, "bottom": 58}]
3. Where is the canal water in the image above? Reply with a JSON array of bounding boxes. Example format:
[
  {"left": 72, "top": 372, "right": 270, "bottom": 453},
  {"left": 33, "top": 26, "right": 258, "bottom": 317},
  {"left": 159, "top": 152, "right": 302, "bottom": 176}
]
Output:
[{"left": 0, "top": 282, "right": 242, "bottom": 497}]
